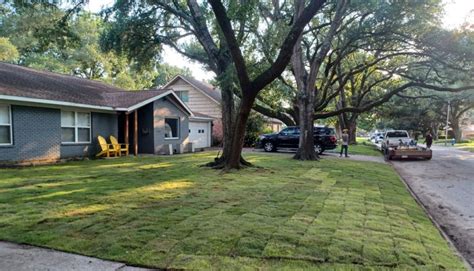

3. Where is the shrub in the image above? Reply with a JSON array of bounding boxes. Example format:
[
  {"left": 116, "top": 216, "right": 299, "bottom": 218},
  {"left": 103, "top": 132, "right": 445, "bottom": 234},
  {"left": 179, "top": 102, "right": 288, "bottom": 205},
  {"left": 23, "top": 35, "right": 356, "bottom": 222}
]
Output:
[{"left": 244, "top": 112, "right": 267, "bottom": 147}]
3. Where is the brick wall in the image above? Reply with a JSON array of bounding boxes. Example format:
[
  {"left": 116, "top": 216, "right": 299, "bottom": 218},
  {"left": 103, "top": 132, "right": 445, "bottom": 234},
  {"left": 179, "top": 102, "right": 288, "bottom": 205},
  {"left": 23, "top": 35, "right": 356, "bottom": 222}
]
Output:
[
  {"left": 0, "top": 105, "right": 61, "bottom": 163},
  {"left": 0, "top": 105, "right": 118, "bottom": 164}
]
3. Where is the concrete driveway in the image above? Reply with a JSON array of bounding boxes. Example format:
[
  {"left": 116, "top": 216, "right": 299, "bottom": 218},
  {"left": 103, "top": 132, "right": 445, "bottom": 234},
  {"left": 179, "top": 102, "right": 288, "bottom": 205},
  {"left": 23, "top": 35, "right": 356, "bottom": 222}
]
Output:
[{"left": 391, "top": 145, "right": 474, "bottom": 267}]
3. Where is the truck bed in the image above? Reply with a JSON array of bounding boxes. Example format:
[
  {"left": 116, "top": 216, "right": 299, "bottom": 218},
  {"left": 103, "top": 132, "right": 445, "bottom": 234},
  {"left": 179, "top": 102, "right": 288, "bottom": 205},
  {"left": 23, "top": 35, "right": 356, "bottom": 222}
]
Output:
[{"left": 385, "top": 146, "right": 432, "bottom": 160}]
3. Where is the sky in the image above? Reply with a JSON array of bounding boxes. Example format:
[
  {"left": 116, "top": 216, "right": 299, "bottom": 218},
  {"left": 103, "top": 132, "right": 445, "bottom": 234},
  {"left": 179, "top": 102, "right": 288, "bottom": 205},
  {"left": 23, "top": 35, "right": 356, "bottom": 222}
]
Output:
[{"left": 85, "top": 0, "right": 474, "bottom": 81}]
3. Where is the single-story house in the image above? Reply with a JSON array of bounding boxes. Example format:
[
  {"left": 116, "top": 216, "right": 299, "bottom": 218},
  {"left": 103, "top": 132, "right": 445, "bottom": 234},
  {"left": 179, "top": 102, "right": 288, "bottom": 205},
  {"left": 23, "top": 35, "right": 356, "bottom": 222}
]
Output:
[{"left": 0, "top": 62, "right": 212, "bottom": 165}]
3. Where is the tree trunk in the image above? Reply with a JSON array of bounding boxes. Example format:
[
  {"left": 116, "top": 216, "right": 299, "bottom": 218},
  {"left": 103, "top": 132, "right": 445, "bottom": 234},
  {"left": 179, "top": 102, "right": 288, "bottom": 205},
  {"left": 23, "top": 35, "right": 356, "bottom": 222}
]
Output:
[
  {"left": 225, "top": 96, "right": 255, "bottom": 169},
  {"left": 430, "top": 123, "right": 439, "bottom": 141},
  {"left": 451, "top": 120, "right": 462, "bottom": 142},
  {"left": 348, "top": 119, "right": 357, "bottom": 145},
  {"left": 292, "top": 0, "right": 347, "bottom": 160},
  {"left": 337, "top": 114, "right": 345, "bottom": 135},
  {"left": 219, "top": 81, "right": 235, "bottom": 159},
  {"left": 294, "top": 93, "right": 317, "bottom": 160},
  {"left": 334, "top": 119, "right": 342, "bottom": 139},
  {"left": 203, "top": 77, "right": 252, "bottom": 168},
  {"left": 291, "top": 0, "right": 316, "bottom": 161}
]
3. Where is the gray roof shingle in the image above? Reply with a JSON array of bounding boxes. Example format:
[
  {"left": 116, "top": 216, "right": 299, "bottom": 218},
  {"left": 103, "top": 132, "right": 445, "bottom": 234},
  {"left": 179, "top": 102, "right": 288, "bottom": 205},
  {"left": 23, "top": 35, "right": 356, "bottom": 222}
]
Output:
[{"left": 0, "top": 62, "right": 170, "bottom": 109}]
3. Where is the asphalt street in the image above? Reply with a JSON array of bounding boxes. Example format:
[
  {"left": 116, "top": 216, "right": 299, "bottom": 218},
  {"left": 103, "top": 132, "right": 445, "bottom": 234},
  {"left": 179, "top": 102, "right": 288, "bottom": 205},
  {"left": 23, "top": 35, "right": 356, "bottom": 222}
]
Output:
[{"left": 391, "top": 145, "right": 474, "bottom": 267}]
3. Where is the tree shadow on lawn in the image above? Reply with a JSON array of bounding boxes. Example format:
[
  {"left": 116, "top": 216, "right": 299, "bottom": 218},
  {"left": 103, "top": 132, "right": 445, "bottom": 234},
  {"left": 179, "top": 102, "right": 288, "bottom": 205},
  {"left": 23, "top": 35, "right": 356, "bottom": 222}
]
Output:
[{"left": 0, "top": 152, "right": 466, "bottom": 270}]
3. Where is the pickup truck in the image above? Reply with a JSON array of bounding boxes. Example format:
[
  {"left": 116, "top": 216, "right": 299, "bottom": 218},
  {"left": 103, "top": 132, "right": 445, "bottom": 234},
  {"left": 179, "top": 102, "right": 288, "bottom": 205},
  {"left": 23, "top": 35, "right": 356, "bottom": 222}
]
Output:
[
  {"left": 381, "top": 130, "right": 412, "bottom": 149},
  {"left": 381, "top": 130, "right": 432, "bottom": 160},
  {"left": 257, "top": 126, "right": 337, "bottom": 154}
]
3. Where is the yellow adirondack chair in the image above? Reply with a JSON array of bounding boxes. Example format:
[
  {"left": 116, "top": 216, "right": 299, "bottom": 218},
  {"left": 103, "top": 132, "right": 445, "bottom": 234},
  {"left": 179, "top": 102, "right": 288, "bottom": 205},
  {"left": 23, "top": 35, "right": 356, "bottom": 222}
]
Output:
[
  {"left": 96, "top": 135, "right": 117, "bottom": 158},
  {"left": 110, "top": 135, "right": 129, "bottom": 157}
]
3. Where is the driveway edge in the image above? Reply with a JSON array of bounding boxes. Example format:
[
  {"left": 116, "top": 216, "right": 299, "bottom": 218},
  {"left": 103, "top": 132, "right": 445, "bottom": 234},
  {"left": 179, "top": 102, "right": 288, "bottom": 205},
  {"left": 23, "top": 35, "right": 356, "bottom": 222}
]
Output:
[{"left": 390, "top": 162, "right": 472, "bottom": 271}]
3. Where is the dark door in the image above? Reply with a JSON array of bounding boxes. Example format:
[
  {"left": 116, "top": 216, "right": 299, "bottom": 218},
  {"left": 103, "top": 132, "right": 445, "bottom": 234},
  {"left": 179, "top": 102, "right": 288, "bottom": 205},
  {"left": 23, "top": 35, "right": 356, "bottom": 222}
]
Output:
[
  {"left": 289, "top": 128, "right": 300, "bottom": 147},
  {"left": 277, "top": 128, "right": 292, "bottom": 147},
  {"left": 278, "top": 128, "right": 300, "bottom": 148}
]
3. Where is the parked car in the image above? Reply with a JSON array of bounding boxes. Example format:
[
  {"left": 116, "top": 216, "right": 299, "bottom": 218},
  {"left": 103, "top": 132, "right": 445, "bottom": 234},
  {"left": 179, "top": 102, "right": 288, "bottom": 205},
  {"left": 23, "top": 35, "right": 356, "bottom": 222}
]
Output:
[
  {"left": 372, "top": 132, "right": 384, "bottom": 143},
  {"left": 256, "top": 126, "right": 337, "bottom": 154}
]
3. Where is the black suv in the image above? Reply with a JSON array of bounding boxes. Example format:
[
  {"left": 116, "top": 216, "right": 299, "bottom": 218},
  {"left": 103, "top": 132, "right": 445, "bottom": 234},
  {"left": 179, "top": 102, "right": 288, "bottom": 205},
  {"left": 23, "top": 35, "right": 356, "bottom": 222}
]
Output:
[{"left": 257, "top": 126, "right": 338, "bottom": 154}]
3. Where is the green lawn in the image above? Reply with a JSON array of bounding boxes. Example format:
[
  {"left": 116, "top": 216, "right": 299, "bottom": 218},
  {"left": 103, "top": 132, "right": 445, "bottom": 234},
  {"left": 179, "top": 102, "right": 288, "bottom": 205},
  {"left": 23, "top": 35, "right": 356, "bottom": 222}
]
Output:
[
  {"left": 452, "top": 141, "right": 474, "bottom": 153},
  {"left": 0, "top": 152, "right": 464, "bottom": 270},
  {"left": 327, "top": 138, "right": 382, "bottom": 157},
  {"left": 434, "top": 139, "right": 474, "bottom": 153}
]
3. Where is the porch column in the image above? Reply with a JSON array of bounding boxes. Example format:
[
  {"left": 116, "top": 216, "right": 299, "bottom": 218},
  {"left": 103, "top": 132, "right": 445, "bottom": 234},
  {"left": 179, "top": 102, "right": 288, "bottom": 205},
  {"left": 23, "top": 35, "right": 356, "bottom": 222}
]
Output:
[
  {"left": 134, "top": 110, "right": 138, "bottom": 156},
  {"left": 124, "top": 113, "right": 129, "bottom": 145}
]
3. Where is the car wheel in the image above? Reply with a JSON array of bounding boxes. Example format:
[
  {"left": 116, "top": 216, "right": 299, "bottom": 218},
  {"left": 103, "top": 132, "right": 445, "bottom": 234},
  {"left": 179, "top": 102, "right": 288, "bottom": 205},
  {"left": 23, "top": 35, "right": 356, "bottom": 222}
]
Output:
[
  {"left": 314, "top": 144, "right": 322, "bottom": 154},
  {"left": 263, "top": 142, "right": 275, "bottom": 152}
]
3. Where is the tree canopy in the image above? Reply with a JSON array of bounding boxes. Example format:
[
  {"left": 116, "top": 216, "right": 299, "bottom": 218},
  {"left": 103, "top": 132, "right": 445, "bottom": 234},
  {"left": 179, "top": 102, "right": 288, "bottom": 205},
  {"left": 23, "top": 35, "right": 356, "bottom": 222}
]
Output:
[{"left": 0, "top": 2, "right": 191, "bottom": 90}]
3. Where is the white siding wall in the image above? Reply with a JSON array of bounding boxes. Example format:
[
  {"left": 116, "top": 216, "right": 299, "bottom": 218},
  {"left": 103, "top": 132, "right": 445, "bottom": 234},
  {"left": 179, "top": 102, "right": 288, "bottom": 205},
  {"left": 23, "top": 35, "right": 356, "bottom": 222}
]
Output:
[{"left": 167, "top": 78, "right": 221, "bottom": 119}]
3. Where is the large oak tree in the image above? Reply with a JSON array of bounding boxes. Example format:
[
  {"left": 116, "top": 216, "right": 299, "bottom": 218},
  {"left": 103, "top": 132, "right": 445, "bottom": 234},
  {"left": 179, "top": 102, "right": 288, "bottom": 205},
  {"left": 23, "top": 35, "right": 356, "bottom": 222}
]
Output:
[{"left": 103, "top": 0, "right": 327, "bottom": 169}]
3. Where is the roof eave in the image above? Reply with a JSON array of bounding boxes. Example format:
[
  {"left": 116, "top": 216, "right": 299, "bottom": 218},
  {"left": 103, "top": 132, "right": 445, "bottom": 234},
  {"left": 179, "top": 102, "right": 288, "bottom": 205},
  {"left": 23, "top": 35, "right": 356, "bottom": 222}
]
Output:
[
  {"left": 0, "top": 94, "right": 118, "bottom": 112},
  {"left": 124, "top": 90, "right": 194, "bottom": 116},
  {"left": 0, "top": 90, "right": 194, "bottom": 116}
]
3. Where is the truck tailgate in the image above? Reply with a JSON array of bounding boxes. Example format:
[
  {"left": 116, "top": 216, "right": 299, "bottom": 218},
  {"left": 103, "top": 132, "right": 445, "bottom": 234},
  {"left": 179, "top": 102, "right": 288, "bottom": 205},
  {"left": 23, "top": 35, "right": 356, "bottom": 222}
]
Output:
[{"left": 388, "top": 147, "right": 432, "bottom": 160}]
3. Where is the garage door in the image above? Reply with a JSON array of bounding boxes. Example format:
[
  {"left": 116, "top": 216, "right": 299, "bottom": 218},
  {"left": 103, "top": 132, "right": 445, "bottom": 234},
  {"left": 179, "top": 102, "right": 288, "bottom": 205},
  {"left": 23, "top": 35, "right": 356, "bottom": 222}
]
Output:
[{"left": 189, "top": 121, "right": 210, "bottom": 148}]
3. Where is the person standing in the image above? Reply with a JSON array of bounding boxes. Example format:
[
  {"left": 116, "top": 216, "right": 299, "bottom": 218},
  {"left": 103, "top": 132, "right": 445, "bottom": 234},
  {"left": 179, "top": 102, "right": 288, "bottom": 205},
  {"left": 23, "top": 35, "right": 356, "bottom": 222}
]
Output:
[
  {"left": 424, "top": 132, "right": 433, "bottom": 149},
  {"left": 340, "top": 129, "right": 349, "bottom": 157}
]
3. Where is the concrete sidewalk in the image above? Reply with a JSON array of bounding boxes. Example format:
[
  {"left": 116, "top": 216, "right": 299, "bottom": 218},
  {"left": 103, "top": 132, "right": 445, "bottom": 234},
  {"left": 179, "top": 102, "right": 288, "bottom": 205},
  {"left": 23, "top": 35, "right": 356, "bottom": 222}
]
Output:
[{"left": 0, "top": 241, "right": 155, "bottom": 271}]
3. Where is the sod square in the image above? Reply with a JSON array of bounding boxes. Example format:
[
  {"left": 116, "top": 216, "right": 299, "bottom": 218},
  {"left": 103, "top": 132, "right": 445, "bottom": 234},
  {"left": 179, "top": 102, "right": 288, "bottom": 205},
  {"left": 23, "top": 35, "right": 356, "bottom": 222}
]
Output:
[
  {"left": 363, "top": 243, "right": 398, "bottom": 265},
  {"left": 0, "top": 152, "right": 466, "bottom": 269}
]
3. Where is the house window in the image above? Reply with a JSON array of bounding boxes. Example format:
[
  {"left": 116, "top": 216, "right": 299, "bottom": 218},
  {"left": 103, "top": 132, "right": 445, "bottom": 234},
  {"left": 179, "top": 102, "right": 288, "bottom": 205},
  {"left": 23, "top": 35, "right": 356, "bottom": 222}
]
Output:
[
  {"left": 0, "top": 104, "right": 12, "bottom": 145},
  {"left": 175, "top": 91, "right": 189, "bottom": 103},
  {"left": 164, "top": 118, "right": 179, "bottom": 139},
  {"left": 61, "top": 111, "right": 91, "bottom": 143}
]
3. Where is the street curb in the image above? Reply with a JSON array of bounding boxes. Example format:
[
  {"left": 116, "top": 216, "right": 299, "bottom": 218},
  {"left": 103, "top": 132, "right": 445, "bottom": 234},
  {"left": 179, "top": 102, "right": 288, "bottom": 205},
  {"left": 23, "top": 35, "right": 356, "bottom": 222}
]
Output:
[{"left": 390, "top": 162, "right": 472, "bottom": 271}]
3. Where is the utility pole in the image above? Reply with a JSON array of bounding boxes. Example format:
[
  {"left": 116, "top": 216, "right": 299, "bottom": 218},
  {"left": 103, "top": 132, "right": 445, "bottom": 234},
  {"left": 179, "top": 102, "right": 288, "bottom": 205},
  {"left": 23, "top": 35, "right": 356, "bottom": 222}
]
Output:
[{"left": 445, "top": 100, "right": 450, "bottom": 146}]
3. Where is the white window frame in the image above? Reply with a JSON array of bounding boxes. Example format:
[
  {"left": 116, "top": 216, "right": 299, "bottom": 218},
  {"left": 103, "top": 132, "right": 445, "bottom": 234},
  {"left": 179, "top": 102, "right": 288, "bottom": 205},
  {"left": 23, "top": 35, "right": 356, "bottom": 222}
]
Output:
[
  {"left": 164, "top": 117, "right": 180, "bottom": 140},
  {"left": 0, "top": 104, "right": 12, "bottom": 146},
  {"left": 61, "top": 110, "right": 91, "bottom": 144}
]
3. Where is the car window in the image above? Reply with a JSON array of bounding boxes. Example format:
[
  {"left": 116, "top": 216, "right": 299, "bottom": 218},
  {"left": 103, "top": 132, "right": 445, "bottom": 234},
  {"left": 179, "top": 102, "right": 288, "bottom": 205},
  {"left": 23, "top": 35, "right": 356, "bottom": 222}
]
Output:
[
  {"left": 280, "top": 128, "right": 293, "bottom": 135},
  {"left": 386, "top": 131, "right": 409, "bottom": 138},
  {"left": 280, "top": 128, "right": 290, "bottom": 135},
  {"left": 314, "top": 128, "right": 335, "bottom": 135},
  {"left": 281, "top": 128, "right": 299, "bottom": 135}
]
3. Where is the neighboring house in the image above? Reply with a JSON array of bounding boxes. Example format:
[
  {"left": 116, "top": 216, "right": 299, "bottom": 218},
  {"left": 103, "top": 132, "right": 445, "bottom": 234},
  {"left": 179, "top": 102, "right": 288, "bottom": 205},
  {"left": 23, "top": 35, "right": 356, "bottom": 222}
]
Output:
[
  {"left": 163, "top": 75, "right": 222, "bottom": 145},
  {"left": 163, "top": 75, "right": 284, "bottom": 145},
  {"left": 0, "top": 63, "right": 212, "bottom": 165},
  {"left": 460, "top": 112, "right": 474, "bottom": 139},
  {"left": 461, "top": 124, "right": 474, "bottom": 139}
]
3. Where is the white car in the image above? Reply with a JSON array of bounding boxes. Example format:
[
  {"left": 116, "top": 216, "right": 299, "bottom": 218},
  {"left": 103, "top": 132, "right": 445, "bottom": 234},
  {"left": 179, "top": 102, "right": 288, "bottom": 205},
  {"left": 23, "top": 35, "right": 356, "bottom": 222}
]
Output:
[{"left": 372, "top": 132, "right": 384, "bottom": 143}]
